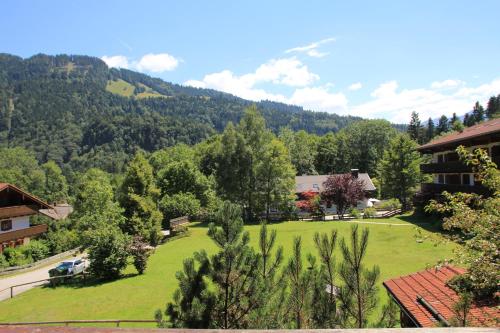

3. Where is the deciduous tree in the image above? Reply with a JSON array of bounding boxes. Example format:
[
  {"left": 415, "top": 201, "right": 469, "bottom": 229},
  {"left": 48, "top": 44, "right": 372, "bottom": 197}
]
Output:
[{"left": 322, "top": 174, "right": 364, "bottom": 219}]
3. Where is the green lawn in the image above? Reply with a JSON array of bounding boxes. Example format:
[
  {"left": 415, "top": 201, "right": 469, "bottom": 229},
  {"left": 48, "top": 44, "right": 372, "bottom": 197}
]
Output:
[{"left": 0, "top": 216, "right": 456, "bottom": 327}]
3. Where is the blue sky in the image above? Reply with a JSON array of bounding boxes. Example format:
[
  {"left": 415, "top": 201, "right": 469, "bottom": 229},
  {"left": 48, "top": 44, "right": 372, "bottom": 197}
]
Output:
[{"left": 1, "top": 0, "right": 500, "bottom": 123}]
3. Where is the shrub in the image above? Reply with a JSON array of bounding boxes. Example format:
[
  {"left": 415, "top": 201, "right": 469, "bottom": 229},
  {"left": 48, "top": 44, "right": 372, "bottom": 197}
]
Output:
[
  {"left": 3, "top": 247, "right": 32, "bottom": 267},
  {"left": 22, "top": 240, "right": 50, "bottom": 262},
  {"left": 87, "top": 226, "right": 131, "bottom": 280},
  {"left": 363, "top": 207, "right": 377, "bottom": 219},
  {"left": 44, "top": 229, "right": 79, "bottom": 254},
  {"left": 160, "top": 192, "right": 201, "bottom": 228},
  {"left": 0, "top": 253, "right": 8, "bottom": 269},
  {"left": 130, "top": 236, "right": 152, "bottom": 274},
  {"left": 379, "top": 198, "right": 402, "bottom": 211},
  {"left": 349, "top": 207, "right": 361, "bottom": 219}
]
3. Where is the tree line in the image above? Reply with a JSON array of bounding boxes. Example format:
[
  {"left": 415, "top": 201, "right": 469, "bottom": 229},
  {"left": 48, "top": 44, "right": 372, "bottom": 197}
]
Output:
[{"left": 407, "top": 96, "right": 500, "bottom": 144}]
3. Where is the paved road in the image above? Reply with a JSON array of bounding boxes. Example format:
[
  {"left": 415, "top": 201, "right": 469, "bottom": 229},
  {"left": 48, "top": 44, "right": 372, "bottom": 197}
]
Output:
[{"left": 0, "top": 261, "right": 60, "bottom": 301}]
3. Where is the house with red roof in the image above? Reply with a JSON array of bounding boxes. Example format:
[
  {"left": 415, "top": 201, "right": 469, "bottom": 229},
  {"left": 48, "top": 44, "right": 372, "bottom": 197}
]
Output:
[
  {"left": 383, "top": 266, "right": 499, "bottom": 327},
  {"left": 0, "top": 183, "right": 67, "bottom": 253},
  {"left": 417, "top": 118, "right": 500, "bottom": 202}
]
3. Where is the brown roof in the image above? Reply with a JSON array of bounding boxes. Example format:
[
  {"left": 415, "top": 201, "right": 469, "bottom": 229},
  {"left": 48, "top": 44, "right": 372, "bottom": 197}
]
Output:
[
  {"left": 295, "top": 173, "right": 376, "bottom": 193},
  {"left": 0, "top": 183, "right": 60, "bottom": 219},
  {"left": 383, "top": 266, "right": 499, "bottom": 327},
  {"left": 418, "top": 118, "right": 500, "bottom": 152},
  {"left": 0, "top": 183, "right": 53, "bottom": 210}
]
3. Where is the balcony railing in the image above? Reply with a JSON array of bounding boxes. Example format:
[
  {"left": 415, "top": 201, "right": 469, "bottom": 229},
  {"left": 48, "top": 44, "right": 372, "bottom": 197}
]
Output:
[
  {"left": 0, "top": 224, "right": 47, "bottom": 243},
  {"left": 420, "top": 183, "right": 491, "bottom": 196},
  {"left": 420, "top": 161, "right": 472, "bottom": 174}
]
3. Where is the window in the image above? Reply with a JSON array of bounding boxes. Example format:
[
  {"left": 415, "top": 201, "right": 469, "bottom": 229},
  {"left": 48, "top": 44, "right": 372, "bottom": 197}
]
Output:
[
  {"left": 438, "top": 174, "right": 444, "bottom": 184},
  {"left": 462, "top": 174, "right": 471, "bottom": 186},
  {"left": 1, "top": 220, "right": 12, "bottom": 231},
  {"left": 437, "top": 154, "right": 444, "bottom": 163},
  {"left": 312, "top": 184, "right": 320, "bottom": 191}
]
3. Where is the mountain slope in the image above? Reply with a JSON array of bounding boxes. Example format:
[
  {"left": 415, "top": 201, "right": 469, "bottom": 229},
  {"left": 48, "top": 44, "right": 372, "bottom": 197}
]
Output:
[{"left": 0, "top": 53, "right": 363, "bottom": 172}]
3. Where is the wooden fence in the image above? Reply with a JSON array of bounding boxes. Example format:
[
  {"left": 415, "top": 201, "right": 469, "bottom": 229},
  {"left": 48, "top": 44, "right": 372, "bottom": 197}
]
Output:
[{"left": 0, "top": 319, "right": 157, "bottom": 327}]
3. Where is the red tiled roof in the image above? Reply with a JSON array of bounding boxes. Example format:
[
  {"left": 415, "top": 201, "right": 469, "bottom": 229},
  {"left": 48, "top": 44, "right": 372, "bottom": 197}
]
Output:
[
  {"left": 383, "top": 266, "right": 499, "bottom": 327},
  {"left": 418, "top": 118, "right": 500, "bottom": 152}
]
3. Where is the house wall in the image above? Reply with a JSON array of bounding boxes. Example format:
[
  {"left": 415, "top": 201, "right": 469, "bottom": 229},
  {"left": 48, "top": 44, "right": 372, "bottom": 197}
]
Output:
[
  {"left": 0, "top": 216, "right": 30, "bottom": 234},
  {"left": 319, "top": 197, "right": 370, "bottom": 214}
]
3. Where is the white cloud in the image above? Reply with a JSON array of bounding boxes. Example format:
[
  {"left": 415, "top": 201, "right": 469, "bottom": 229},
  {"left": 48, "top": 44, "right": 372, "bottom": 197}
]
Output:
[
  {"left": 430, "top": 79, "right": 464, "bottom": 89},
  {"left": 183, "top": 57, "right": 319, "bottom": 101},
  {"left": 352, "top": 79, "right": 500, "bottom": 123},
  {"left": 289, "top": 87, "right": 348, "bottom": 113},
  {"left": 348, "top": 82, "right": 362, "bottom": 91},
  {"left": 101, "top": 53, "right": 180, "bottom": 73},
  {"left": 136, "top": 53, "right": 179, "bottom": 72},
  {"left": 285, "top": 37, "right": 335, "bottom": 58},
  {"left": 101, "top": 55, "right": 129, "bottom": 69}
]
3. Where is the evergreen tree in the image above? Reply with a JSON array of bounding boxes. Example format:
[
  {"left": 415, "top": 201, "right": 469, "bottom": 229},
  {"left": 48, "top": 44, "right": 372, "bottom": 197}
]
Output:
[
  {"left": 338, "top": 225, "right": 380, "bottom": 328},
  {"left": 161, "top": 251, "right": 214, "bottom": 328},
  {"left": 119, "top": 152, "right": 163, "bottom": 245},
  {"left": 472, "top": 101, "right": 485, "bottom": 124},
  {"left": 407, "top": 111, "right": 424, "bottom": 144},
  {"left": 208, "top": 201, "right": 263, "bottom": 328},
  {"left": 486, "top": 95, "right": 500, "bottom": 119},
  {"left": 463, "top": 113, "right": 474, "bottom": 127},
  {"left": 451, "top": 112, "right": 459, "bottom": 124},
  {"left": 436, "top": 115, "right": 449, "bottom": 135},
  {"left": 249, "top": 223, "right": 286, "bottom": 328},
  {"left": 311, "top": 230, "right": 339, "bottom": 328},
  {"left": 378, "top": 134, "right": 422, "bottom": 210},
  {"left": 425, "top": 117, "right": 435, "bottom": 142},
  {"left": 284, "top": 236, "right": 316, "bottom": 328}
]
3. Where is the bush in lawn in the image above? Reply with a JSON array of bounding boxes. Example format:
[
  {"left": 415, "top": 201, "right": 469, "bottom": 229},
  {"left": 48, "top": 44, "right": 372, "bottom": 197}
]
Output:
[
  {"left": 379, "top": 199, "right": 402, "bottom": 211},
  {"left": 87, "top": 226, "right": 131, "bottom": 280},
  {"left": 363, "top": 207, "right": 377, "bottom": 219},
  {"left": 349, "top": 207, "right": 361, "bottom": 219},
  {"left": 0, "top": 253, "right": 8, "bottom": 269},
  {"left": 3, "top": 247, "right": 32, "bottom": 267},
  {"left": 160, "top": 192, "right": 201, "bottom": 228},
  {"left": 22, "top": 240, "right": 50, "bottom": 262},
  {"left": 130, "top": 236, "right": 152, "bottom": 274}
]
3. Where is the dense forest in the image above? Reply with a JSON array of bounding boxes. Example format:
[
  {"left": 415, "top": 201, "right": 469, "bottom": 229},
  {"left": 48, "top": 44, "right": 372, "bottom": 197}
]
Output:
[{"left": 0, "top": 53, "right": 378, "bottom": 173}]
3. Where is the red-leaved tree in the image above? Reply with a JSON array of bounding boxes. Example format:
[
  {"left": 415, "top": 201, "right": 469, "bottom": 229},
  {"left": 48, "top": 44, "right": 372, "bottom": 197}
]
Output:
[
  {"left": 322, "top": 174, "right": 365, "bottom": 219},
  {"left": 295, "top": 190, "right": 322, "bottom": 216}
]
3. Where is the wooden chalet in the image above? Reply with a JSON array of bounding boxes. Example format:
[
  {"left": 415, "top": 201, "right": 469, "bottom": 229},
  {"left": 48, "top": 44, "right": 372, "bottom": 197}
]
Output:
[{"left": 0, "top": 183, "right": 62, "bottom": 253}]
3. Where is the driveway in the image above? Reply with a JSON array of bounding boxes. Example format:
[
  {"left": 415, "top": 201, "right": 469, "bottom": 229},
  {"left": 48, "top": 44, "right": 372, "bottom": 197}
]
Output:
[{"left": 0, "top": 261, "right": 60, "bottom": 301}]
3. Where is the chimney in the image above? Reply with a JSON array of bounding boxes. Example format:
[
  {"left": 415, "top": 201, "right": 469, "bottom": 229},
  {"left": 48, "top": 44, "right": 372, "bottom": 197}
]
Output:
[{"left": 351, "top": 169, "right": 359, "bottom": 178}]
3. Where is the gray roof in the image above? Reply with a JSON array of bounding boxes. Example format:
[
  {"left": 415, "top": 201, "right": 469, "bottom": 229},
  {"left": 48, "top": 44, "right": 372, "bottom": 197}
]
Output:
[{"left": 295, "top": 173, "right": 376, "bottom": 193}]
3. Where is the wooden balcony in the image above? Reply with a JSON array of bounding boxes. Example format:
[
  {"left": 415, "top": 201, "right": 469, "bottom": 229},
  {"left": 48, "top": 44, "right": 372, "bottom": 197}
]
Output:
[
  {"left": 420, "top": 161, "right": 472, "bottom": 174},
  {"left": 0, "top": 224, "right": 47, "bottom": 243},
  {"left": 420, "top": 183, "right": 491, "bottom": 196},
  {"left": 0, "top": 205, "right": 39, "bottom": 220}
]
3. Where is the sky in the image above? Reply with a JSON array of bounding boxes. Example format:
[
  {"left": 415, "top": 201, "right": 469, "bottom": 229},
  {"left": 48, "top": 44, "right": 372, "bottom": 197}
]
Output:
[{"left": 1, "top": 0, "right": 500, "bottom": 123}]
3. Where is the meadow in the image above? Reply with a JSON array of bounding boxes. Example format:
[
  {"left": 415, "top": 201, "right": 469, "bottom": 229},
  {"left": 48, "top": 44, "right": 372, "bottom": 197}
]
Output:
[{"left": 0, "top": 216, "right": 456, "bottom": 327}]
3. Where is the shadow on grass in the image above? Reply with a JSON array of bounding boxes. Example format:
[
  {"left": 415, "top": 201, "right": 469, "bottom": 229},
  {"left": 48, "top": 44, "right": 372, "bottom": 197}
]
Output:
[
  {"left": 42, "top": 272, "right": 140, "bottom": 290},
  {"left": 396, "top": 211, "right": 444, "bottom": 233}
]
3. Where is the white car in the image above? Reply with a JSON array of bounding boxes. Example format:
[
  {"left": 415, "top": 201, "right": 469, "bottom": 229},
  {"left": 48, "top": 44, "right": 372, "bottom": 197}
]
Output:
[{"left": 52, "top": 259, "right": 86, "bottom": 275}]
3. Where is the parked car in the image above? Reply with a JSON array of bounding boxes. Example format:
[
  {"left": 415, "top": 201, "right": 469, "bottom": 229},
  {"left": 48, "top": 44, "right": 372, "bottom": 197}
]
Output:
[{"left": 49, "top": 259, "right": 86, "bottom": 277}]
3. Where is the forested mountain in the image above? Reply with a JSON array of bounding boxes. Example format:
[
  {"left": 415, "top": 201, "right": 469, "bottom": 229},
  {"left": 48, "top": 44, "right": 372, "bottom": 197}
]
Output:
[{"left": 0, "top": 53, "right": 369, "bottom": 172}]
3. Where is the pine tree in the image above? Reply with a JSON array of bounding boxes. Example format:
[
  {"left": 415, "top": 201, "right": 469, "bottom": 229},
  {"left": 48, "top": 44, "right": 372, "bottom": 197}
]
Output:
[
  {"left": 486, "top": 95, "right": 500, "bottom": 119},
  {"left": 407, "top": 111, "right": 424, "bottom": 143},
  {"left": 425, "top": 117, "right": 435, "bottom": 142},
  {"left": 451, "top": 112, "right": 459, "bottom": 124},
  {"left": 338, "top": 225, "right": 380, "bottom": 328},
  {"left": 463, "top": 113, "right": 474, "bottom": 127},
  {"left": 472, "top": 101, "right": 485, "bottom": 124},
  {"left": 208, "top": 201, "right": 263, "bottom": 328},
  {"left": 311, "top": 230, "right": 339, "bottom": 327},
  {"left": 378, "top": 134, "right": 421, "bottom": 210},
  {"left": 436, "top": 115, "right": 449, "bottom": 135}
]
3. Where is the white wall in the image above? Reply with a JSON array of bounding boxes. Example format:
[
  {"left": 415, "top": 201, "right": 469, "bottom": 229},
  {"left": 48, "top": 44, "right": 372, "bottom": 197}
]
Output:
[{"left": 0, "top": 216, "right": 30, "bottom": 234}]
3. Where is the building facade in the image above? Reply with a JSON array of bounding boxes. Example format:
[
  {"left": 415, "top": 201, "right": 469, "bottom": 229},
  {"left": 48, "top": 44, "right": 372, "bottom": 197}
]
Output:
[
  {"left": 295, "top": 169, "right": 376, "bottom": 215},
  {"left": 417, "top": 119, "right": 500, "bottom": 201},
  {"left": 0, "top": 183, "right": 62, "bottom": 253}
]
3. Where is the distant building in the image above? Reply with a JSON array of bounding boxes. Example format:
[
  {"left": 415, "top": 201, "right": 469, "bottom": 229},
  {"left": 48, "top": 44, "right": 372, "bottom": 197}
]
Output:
[
  {"left": 295, "top": 169, "right": 376, "bottom": 214},
  {"left": 384, "top": 266, "right": 499, "bottom": 327},
  {"left": 417, "top": 118, "right": 500, "bottom": 202},
  {"left": 0, "top": 183, "right": 68, "bottom": 253}
]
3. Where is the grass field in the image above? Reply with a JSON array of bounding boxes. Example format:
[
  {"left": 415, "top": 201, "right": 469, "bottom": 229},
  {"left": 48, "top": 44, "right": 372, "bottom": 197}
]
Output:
[
  {"left": 105, "top": 79, "right": 136, "bottom": 97},
  {"left": 0, "top": 216, "right": 456, "bottom": 327}
]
